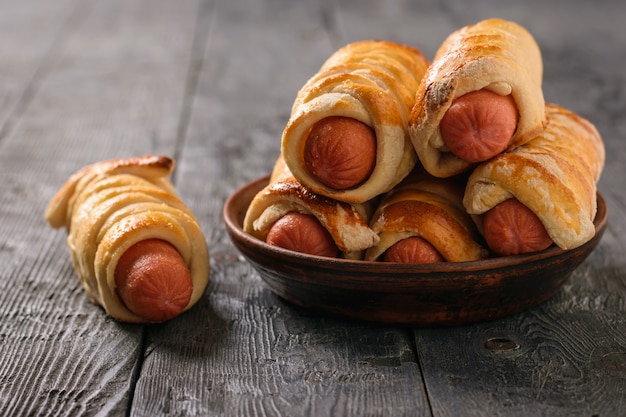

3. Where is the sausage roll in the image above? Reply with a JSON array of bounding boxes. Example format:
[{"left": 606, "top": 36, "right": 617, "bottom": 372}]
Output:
[
  {"left": 243, "top": 156, "right": 379, "bottom": 259},
  {"left": 463, "top": 104, "right": 605, "bottom": 251},
  {"left": 409, "top": 18, "right": 546, "bottom": 177},
  {"left": 45, "top": 155, "right": 210, "bottom": 323},
  {"left": 365, "top": 174, "right": 488, "bottom": 262},
  {"left": 282, "top": 40, "right": 430, "bottom": 203}
]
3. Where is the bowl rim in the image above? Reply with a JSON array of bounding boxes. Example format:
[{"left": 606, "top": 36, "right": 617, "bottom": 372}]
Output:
[{"left": 223, "top": 174, "right": 608, "bottom": 274}]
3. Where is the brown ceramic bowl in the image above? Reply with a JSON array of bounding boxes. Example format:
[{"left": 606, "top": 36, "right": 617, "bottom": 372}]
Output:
[{"left": 223, "top": 175, "right": 608, "bottom": 326}]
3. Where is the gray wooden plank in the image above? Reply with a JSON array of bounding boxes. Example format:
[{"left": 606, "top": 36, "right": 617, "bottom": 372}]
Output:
[
  {"left": 0, "top": 0, "right": 200, "bottom": 415},
  {"left": 415, "top": 257, "right": 626, "bottom": 417},
  {"left": 128, "top": 0, "right": 432, "bottom": 416},
  {"left": 0, "top": 0, "right": 78, "bottom": 140}
]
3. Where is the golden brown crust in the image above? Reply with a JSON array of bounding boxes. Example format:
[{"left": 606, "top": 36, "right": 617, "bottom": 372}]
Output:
[
  {"left": 365, "top": 176, "right": 488, "bottom": 262},
  {"left": 464, "top": 104, "right": 605, "bottom": 250},
  {"left": 282, "top": 40, "right": 430, "bottom": 203},
  {"left": 45, "top": 155, "right": 176, "bottom": 229},
  {"left": 244, "top": 156, "right": 379, "bottom": 259},
  {"left": 409, "top": 18, "right": 546, "bottom": 177},
  {"left": 45, "top": 155, "right": 210, "bottom": 323}
]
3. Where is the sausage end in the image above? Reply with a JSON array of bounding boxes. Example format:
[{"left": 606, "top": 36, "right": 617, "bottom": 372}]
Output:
[
  {"left": 304, "top": 116, "right": 377, "bottom": 190},
  {"left": 115, "top": 239, "right": 193, "bottom": 322},
  {"left": 266, "top": 212, "right": 339, "bottom": 258},
  {"left": 483, "top": 199, "right": 553, "bottom": 256},
  {"left": 383, "top": 236, "right": 445, "bottom": 264},
  {"left": 440, "top": 89, "right": 518, "bottom": 163}
]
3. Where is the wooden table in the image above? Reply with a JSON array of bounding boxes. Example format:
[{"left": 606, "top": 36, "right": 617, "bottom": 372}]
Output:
[{"left": 1, "top": 0, "right": 624, "bottom": 416}]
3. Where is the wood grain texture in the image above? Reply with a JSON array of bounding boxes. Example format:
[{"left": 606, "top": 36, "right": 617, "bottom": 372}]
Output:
[
  {"left": 415, "top": 267, "right": 626, "bottom": 417},
  {"left": 0, "top": 0, "right": 200, "bottom": 414},
  {"left": 0, "top": 0, "right": 78, "bottom": 140}
]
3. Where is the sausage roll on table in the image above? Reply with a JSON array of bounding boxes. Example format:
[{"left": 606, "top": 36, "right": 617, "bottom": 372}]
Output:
[{"left": 45, "top": 155, "right": 210, "bottom": 323}]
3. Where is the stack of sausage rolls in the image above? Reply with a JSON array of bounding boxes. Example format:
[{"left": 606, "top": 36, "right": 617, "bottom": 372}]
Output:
[{"left": 244, "top": 18, "right": 606, "bottom": 263}]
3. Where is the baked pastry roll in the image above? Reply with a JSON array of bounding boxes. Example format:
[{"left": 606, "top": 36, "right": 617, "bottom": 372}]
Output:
[
  {"left": 463, "top": 104, "right": 605, "bottom": 251},
  {"left": 409, "top": 18, "right": 546, "bottom": 177},
  {"left": 282, "top": 40, "right": 430, "bottom": 203},
  {"left": 45, "top": 155, "right": 210, "bottom": 323},
  {"left": 243, "top": 156, "right": 379, "bottom": 259},
  {"left": 365, "top": 174, "right": 488, "bottom": 263}
]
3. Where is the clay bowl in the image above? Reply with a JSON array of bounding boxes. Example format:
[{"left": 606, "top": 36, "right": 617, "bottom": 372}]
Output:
[{"left": 223, "top": 175, "right": 608, "bottom": 326}]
